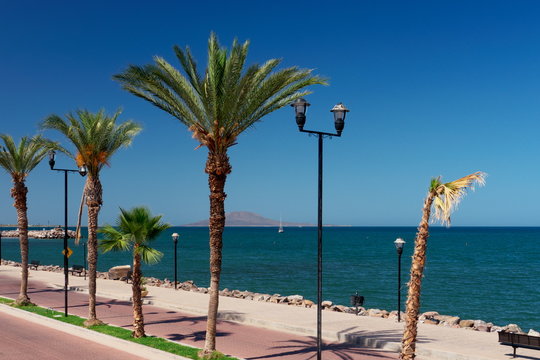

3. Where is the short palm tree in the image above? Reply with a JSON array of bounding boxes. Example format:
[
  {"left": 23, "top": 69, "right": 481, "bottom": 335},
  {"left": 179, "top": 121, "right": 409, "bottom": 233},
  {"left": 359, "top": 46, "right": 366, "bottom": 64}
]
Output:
[
  {"left": 41, "top": 109, "right": 141, "bottom": 326},
  {"left": 113, "top": 33, "right": 327, "bottom": 356},
  {"left": 400, "top": 172, "right": 486, "bottom": 360},
  {"left": 0, "top": 134, "right": 51, "bottom": 305},
  {"left": 99, "top": 206, "right": 169, "bottom": 338}
]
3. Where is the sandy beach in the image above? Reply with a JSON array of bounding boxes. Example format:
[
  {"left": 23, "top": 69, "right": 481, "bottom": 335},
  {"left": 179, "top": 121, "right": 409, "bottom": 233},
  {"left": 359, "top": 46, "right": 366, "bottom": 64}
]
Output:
[{"left": 0, "top": 264, "right": 536, "bottom": 360}]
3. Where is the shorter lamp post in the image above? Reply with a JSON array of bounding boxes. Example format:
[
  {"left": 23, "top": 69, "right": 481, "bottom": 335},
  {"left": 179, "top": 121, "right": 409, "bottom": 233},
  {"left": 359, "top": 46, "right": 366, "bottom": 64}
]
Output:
[
  {"left": 172, "top": 233, "right": 179, "bottom": 290},
  {"left": 394, "top": 237, "right": 406, "bottom": 322},
  {"left": 49, "top": 150, "right": 87, "bottom": 317}
]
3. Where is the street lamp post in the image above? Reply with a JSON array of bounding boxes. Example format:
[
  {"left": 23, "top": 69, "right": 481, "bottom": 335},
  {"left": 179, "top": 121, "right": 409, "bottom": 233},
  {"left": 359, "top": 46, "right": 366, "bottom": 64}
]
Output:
[
  {"left": 394, "top": 238, "right": 405, "bottom": 322},
  {"left": 0, "top": 230, "right": 2, "bottom": 264},
  {"left": 48, "top": 150, "right": 87, "bottom": 317},
  {"left": 292, "top": 98, "right": 349, "bottom": 360},
  {"left": 172, "top": 233, "right": 179, "bottom": 290}
]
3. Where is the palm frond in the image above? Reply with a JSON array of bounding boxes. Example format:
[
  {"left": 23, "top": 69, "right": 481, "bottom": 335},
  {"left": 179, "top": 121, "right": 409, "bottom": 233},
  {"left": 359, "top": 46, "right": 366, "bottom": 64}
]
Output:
[
  {"left": 99, "top": 206, "right": 170, "bottom": 264},
  {"left": 136, "top": 245, "right": 163, "bottom": 265},
  {"left": 0, "top": 134, "right": 51, "bottom": 180},
  {"left": 113, "top": 33, "right": 327, "bottom": 154},
  {"left": 432, "top": 172, "right": 487, "bottom": 226},
  {"left": 99, "top": 225, "right": 131, "bottom": 252},
  {"left": 41, "top": 109, "right": 142, "bottom": 176}
]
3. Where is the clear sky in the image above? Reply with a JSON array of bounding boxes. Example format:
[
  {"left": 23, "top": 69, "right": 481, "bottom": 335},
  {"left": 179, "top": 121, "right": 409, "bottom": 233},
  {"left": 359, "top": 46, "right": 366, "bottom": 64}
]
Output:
[{"left": 1, "top": 0, "right": 539, "bottom": 226}]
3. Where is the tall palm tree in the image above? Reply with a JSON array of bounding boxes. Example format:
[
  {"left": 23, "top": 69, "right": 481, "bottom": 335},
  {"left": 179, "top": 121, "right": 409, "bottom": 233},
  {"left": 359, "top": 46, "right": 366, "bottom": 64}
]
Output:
[
  {"left": 99, "top": 206, "right": 169, "bottom": 338},
  {"left": 113, "top": 33, "right": 326, "bottom": 356},
  {"left": 0, "top": 134, "right": 51, "bottom": 305},
  {"left": 41, "top": 109, "right": 141, "bottom": 326},
  {"left": 400, "top": 172, "right": 486, "bottom": 360}
]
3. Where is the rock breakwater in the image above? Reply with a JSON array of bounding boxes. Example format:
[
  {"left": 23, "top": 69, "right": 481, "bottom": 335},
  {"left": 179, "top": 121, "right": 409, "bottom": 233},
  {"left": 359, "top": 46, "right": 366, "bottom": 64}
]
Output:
[{"left": 1, "top": 228, "right": 76, "bottom": 239}]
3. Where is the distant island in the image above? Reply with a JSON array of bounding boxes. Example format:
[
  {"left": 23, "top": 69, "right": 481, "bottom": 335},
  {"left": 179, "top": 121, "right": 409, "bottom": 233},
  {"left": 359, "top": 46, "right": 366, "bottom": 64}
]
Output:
[{"left": 184, "top": 211, "right": 313, "bottom": 227}]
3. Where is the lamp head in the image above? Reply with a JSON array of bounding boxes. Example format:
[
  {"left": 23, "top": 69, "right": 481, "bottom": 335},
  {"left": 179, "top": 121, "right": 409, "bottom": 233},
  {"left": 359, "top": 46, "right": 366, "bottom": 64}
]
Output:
[
  {"left": 330, "top": 102, "right": 350, "bottom": 135},
  {"left": 172, "top": 232, "right": 179, "bottom": 243},
  {"left": 78, "top": 165, "right": 88, "bottom": 177},
  {"left": 394, "top": 238, "right": 405, "bottom": 254},
  {"left": 291, "top": 98, "right": 310, "bottom": 130},
  {"left": 48, "top": 150, "right": 56, "bottom": 170}
]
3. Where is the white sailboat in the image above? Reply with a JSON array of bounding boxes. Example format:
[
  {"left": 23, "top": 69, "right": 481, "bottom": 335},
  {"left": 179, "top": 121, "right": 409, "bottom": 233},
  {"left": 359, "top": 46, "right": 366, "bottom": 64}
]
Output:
[{"left": 278, "top": 215, "right": 284, "bottom": 233}]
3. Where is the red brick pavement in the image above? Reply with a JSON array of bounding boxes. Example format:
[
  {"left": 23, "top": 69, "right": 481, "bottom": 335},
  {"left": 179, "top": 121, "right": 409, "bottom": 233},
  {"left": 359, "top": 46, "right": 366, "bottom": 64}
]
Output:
[{"left": 0, "top": 310, "right": 145, "bottom": 360}]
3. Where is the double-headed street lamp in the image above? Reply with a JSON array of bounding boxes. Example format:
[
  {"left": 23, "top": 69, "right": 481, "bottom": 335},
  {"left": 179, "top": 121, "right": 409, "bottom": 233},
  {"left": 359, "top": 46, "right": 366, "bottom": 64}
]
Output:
[
  {"left": 172, "top": 232, "right": 179, "bottom": 290},
  {"left": 48, "top": 150, "right": 87, "bottom": 317},
  {"left": 394, "top": 237, "right": 406, "bottom": 322},
  {"left": 292, "top": 98, "right": 349, "bottom": 360}
]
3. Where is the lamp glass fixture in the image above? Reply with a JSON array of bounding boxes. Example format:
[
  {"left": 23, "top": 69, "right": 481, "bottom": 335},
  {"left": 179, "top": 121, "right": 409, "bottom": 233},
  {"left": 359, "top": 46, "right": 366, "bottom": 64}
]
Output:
[
  {"left": 79, "top": 165, "right": 88, "bottom": 177},
  {"left": 330, "top": 102, "right": 350, "bottom": 122},
  {"left": 291, "top": 98, "right": 310, "bottom": 115},
  {"left": 394, "top": 238, "right": 406, "bottom": 250},
  {"left": 172, "top": 233, "right": 179, "bottom": 242}
]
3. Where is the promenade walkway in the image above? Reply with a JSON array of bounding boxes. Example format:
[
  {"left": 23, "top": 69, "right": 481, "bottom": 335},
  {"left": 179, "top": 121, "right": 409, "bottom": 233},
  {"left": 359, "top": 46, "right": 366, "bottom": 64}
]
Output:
[{"left": 0, "top": 265, "right": 535, "bottom": 360}]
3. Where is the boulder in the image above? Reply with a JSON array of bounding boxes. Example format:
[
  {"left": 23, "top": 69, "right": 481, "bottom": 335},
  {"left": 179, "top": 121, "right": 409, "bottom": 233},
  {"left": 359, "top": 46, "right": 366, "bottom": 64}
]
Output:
[
  {"left": 442, "top": 316, "right": 461, "bottom": 327},
  {"left": 321, "top": 300, "right": 333, "bottom": 308},
  {"left": 287, "top": 295, "right": 304, "bottom": 305},
  {"left": 529, "top": 329, "right": 540, "bottom": 337},
  {"left": 368, "top": 309, "right": 384, "bottom": 318},
  {"left": 474, "top": 320, "right": 491, "bottom": 332},
  {"left": 459, "top": 320, "right": 474, "bottom": 328},
  {"left": 303, "top": 300, "right": 315, "bottom": 308},
  {"left": 504, "top": 324, "right": 524, "bottom": 334},
  {"left": 107, "top": 265, "right": 131, "bottom": 280},
  {"left": 420, "top": 311, "right": 439, "bottom": 321}
]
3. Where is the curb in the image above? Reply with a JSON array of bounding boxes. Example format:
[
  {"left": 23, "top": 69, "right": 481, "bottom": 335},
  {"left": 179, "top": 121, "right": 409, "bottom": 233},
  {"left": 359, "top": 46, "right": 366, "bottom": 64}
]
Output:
[{"left": 0, "top": 303, "right": 190, "bottom": 360}]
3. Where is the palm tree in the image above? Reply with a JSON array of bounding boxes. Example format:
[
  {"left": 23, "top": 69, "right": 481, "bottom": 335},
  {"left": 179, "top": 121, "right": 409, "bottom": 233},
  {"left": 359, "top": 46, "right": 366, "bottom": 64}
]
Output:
[
  {"left": 113, "top": 33, "right": 326, "bottom": 356},
  {"left": 41, "top": 109, "right": 141, "bottom": 326},
  {"left": 0, "top": 135, "right": 51, "bottom": 305},
  {"left": 400, "top": 172, "right": 486, "bottom": 360},
  {"left": 99, "top": 206, "right": 169, "bottom": 338}
]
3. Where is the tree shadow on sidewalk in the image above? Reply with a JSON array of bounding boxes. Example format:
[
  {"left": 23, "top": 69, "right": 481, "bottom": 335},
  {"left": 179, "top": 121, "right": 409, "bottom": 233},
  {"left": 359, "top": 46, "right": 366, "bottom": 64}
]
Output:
[
  {"left": 166, "top": 330, "right": 232, "bottom": 343},
  {"left": 247, "top": 338, "right": 398, "bottom": 360}
]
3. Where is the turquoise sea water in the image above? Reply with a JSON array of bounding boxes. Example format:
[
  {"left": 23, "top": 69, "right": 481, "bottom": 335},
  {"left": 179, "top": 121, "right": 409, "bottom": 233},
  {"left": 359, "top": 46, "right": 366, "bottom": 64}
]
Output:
[{"left": 2, "top": 226, "right": 539, "bottom": 331}]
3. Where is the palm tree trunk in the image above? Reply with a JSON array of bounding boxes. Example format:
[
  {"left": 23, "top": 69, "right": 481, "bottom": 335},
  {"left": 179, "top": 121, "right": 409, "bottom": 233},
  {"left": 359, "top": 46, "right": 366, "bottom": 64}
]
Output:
[
  {"left": 83, "top": 176, "right": 104, "bottom": 326},
  {"left": 400, "top": 192, "right": 435, "bottom": 360},
  {"left": 12, "top": 180, "right": 32, "bottom": 306},
  {"left": 202, "top": 152, "right": 231, "bottom": 357},
  {"left": 132, "top": 248, "right": 145, "bottom": 338}
]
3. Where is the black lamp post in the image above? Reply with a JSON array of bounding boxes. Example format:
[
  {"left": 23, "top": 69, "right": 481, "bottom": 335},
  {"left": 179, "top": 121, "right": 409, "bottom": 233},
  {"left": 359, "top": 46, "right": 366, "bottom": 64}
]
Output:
[
  {"left": 292, "top": 98, "right": 349, "bottom": 360},
  {"left": 172, "top": 232, "right": 179, "bottom": 290},
  {"left": 0, "top": 230, "right": 2, "bottom": 264},
  {"left": 48, "top": 150, "right": 87, "bottom": 317},
  {"left": 394, "top": 237, "right": 405, "bottom": 322}
]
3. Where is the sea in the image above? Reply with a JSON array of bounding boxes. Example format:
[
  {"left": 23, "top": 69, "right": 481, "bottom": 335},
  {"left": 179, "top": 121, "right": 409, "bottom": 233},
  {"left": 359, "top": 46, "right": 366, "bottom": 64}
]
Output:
[{"left": 1, "top": 226, "right": 538, "bottom": 331}]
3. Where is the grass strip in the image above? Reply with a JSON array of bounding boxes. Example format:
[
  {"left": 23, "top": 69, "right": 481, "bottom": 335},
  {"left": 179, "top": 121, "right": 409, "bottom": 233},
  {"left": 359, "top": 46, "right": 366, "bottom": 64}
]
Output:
[{"left": 0, "top": 296, "right": 234, "bottom": 360}]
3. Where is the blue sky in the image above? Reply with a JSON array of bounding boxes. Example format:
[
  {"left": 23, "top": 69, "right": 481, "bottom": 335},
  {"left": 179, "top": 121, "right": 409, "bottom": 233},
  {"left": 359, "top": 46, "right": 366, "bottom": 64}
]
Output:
[{"left": 1, "top": 0, "right": 539, "bottom": 226}]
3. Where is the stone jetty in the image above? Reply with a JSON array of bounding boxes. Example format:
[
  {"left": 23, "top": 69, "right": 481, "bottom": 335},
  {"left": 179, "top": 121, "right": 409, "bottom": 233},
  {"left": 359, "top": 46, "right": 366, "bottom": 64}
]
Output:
[{"left": 1, "top": 228, "right": 76, "bottom": 239}]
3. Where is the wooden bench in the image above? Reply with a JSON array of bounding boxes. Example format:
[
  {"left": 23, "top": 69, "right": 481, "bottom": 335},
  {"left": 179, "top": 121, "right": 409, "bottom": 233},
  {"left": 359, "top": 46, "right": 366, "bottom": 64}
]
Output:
[
  {"left": 29, "top": 260, "right": 40, "bottom": 270},
  {"left": 70, "top": 265, "right": 85, "bottom": 276},
  {"left": 499, "top": 330, "right": 540, "bottom": 358}
]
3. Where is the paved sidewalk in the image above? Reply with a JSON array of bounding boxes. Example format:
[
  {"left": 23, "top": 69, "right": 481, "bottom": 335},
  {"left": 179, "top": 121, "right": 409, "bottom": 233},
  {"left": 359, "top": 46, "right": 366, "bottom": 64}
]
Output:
[
  {"left": 0, "top": 307, "right": 164, "bottom": 360},
  {"left": 0, "top": 265, "right": 534, "bottom": 360},
  {"left": 0, "top": 266, "right": 395, "bottom": 360}
]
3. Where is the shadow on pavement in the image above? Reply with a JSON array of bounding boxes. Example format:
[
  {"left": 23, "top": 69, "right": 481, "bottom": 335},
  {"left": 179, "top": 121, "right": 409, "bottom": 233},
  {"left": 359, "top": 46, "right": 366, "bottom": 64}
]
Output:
[{"left": 247, "top": 338, "right": 397, "bottom": 360}]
